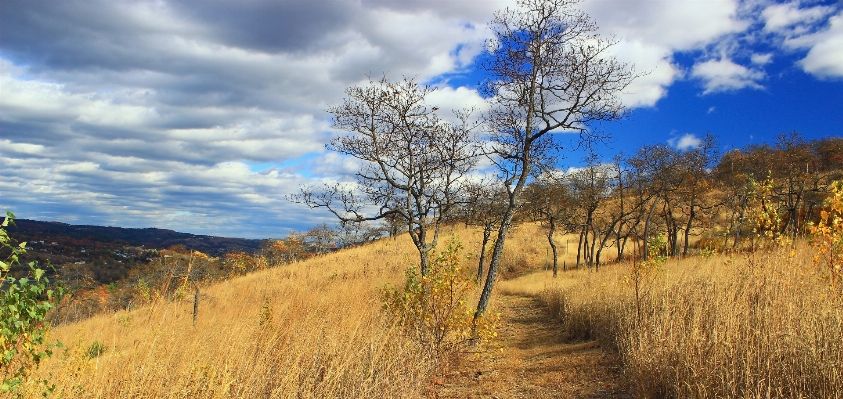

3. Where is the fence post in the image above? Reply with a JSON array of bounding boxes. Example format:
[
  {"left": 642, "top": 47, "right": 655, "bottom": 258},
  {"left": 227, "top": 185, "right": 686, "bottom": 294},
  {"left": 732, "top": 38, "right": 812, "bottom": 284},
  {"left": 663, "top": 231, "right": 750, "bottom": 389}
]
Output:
[{"left": 193, "top": 282, "right": 199, "bottom": 326}]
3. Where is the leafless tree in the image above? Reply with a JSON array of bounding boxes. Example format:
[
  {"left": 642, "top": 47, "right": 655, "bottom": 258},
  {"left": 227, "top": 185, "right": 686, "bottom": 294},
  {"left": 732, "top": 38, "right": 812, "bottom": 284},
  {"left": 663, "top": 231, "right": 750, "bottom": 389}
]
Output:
[
  {"left": 524, "top": 171, "right": 577, "bottom": 276},
  {"left": 568, "top": 156, "right": 613, "bottom": 269},
  {"left": 305, "top": 223, "right": 338, "bottom": 255},
  {"left": 474, "top": 0, "right": 639, "bottom": 320},
  {"left": 335, "top": 220, "right": 385, "bottom": 248},
  {"left": 462, "top": 180, "right": 509, "bottom": 281},
  {"left": 631, "top": 145, "right": 679, "bottom": 259},
  {"left": 290, "top": 76, "right": 478, "bottom": 276},
  {"left": 674, "top": 134, "right": 720, "bottom": 257}
]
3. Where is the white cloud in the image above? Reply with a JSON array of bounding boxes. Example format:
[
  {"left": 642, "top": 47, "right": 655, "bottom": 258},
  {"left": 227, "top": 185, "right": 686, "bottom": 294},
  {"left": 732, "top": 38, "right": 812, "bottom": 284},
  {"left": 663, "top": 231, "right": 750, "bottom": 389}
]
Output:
[
  {"left": 751, "top": 53, "right": 773, "bottom": 65},
  {"left": 0, "top": 140, "right": 47, "bottom": 157},
  {"left": 2, "top": 0, "right": 838, "bottom": 237},
  {"left": 762, "top": 2, "right": 834, "bottom": 34},
  {"left": 583, "top": 0, "right": 748, "bottom": 51},
  {"left": 669, "top": 133, "right": 703, "bottom": 150},
  {"left": 605, "top": 39, "right": 679, "bottom": 108},
  {"left": 786, "top": 11, "right": 843, "bottom": 79},
  {"left": 691, "top": 58, "right": 766, "bottom": 94},
  {"left": 757, "top": 2, "right": 843, "bottom": 80},
  {"left": 581, "top": 0, "right": 749, "bottom": 104},
  {"left": 1, "top": 0, "right": 501, "bottom": 236},
  {"left": 426, "top": 85, "right": 488, "bottom": 126}
]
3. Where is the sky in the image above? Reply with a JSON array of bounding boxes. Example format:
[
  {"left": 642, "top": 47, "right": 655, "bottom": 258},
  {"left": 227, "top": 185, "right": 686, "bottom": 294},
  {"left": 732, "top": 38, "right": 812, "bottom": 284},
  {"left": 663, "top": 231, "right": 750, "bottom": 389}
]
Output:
[{"left": 1, "top": 0, "right": 842, "bottom": 239}]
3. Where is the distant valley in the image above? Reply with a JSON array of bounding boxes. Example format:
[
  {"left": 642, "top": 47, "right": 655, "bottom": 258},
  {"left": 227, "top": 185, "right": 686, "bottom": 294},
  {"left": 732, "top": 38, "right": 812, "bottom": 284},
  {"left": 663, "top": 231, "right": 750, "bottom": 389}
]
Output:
[{"left": 7, "top": 218, "right": 264, "bottom": 284}]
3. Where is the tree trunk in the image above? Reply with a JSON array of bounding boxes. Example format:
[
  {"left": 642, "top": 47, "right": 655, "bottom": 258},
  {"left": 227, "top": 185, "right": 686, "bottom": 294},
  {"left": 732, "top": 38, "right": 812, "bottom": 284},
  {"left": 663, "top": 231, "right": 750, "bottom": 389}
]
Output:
[
  {"left": 192, "top": 284, "right": 200, "bottom": 326},
  {"left": 724, "top": 211, "right": 735, "bottom": 251},
  {"left": 589, "top": 224, "right": 598, "bottom": 270},
  {"left": 576, "top": 225, "right": 585, "bottom": 268},
  {"left": 683, "top": 202, "right": 695, "bottom": 257},
  {"left": 547, "top": 215, "right": 558, "bottom": 277},
  {"left": 643, "top": 198, "right": 659, "bottom": 261},
  {"left": 733, "top": 195, "right": 748, "bottom": 249},
  {"left": 477, "top": 225, "right": 492, "bottom": 282},
  {"left": 474, "top": 199, "right": 518, "bottom": 321}
]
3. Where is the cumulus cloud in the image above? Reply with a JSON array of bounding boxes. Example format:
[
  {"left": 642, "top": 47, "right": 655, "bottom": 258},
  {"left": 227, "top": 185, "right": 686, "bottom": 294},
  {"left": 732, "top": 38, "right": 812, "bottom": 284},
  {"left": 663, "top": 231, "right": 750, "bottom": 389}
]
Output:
[
  {"left": 751, "top": 53, "right": 773, "bottom": 65},
  {"left": 786, "top": 10, "right": 843, "bottom": 79},
  {"left": 1, "top": 0, "right": 837, "bottom": 237},
  {"left": 759, "top": 2, "right": 843, "bottom": 80},
  {"left": 691, "top": 58, "right": 766, "bottom": 94},
  {"left": 669, "top": 133, "right": 703, "bottom": 150},
  {"left": 581, "top": 0, "right": 749, "bottom": 104},
  {"left": 0, "top": 0, "right": 499, "bottom": 236},
  {"left": 762, "top": 2, "right": 834, "bottom": 34}
]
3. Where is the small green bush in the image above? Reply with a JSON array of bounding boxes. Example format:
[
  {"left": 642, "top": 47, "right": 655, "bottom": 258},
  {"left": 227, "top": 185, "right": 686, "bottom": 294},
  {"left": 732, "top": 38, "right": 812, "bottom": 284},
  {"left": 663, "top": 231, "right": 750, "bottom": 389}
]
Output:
[
  {"left": 382, "top": 237, "right": 499, "bottom": 359},
  {"left": 1, "top": 212, "right": 63, "bottom": 396},
  {"left": 86, "top": 341, "right": 107, "bottom": 359}
]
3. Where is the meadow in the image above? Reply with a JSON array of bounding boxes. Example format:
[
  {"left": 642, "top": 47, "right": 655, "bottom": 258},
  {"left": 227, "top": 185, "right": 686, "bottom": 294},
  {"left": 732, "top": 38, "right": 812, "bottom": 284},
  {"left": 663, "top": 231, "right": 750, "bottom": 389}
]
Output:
[
  {"left": 22, "top": 224, "right": 843, "bottom": 398},
  {"left": 502, "top": 242, "right": 843, "bottom": 398}
]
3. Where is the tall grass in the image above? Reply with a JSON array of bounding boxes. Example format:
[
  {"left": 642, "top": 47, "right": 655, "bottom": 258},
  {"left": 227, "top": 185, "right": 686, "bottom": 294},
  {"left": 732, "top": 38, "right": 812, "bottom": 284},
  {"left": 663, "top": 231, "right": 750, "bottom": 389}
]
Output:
[
  {"left": 32, "top": 236, "right": 437, "bottom": 398},
  {"left": 32, "top": 222, "right": 841, "bottom": 398},
  {"left": 535, "top": 244, "right": 843, "bottom": 398}
]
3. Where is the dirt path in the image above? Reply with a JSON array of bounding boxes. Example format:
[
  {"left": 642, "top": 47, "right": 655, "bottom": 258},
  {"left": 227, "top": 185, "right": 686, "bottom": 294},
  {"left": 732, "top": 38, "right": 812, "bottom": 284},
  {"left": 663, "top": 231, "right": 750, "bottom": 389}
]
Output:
[{"left": 429, "top": 294, "right": 630, "bottom": 399}]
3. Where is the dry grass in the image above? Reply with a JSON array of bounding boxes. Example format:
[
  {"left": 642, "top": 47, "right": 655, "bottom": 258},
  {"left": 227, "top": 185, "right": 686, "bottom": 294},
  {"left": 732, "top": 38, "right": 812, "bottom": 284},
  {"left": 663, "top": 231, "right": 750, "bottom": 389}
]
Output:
[
  {"left": 29, "top": 223, "right": 843, "bottom": 398},
  {"left": 532, "top": 244, "right": 843, "bottom": 398},
  {"left": 447, "top": 222, "right": 578, "bottom": 280},
  {"left": 31, "top": 235, "right": 438, "bottom": 398}
]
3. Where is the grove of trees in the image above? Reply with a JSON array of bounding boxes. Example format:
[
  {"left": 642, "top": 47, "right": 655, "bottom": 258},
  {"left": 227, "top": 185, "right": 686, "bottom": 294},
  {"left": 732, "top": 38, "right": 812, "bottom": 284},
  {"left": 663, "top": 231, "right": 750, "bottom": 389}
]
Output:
[{"left": 292, "top": 0, "right": 843, "bottom": 326}]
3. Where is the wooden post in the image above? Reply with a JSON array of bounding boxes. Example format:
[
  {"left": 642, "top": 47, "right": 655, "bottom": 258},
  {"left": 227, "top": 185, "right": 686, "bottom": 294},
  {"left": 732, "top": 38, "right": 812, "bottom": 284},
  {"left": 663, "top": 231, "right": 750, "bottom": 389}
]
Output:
[{"left": 192, "top": 283, "right": 199, "bottom": 326}]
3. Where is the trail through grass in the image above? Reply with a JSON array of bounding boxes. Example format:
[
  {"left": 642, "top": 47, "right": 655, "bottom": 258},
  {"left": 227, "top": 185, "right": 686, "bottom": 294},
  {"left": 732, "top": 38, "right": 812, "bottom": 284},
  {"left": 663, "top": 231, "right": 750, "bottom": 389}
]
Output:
[{"left": 431, "top": 293, "right": 629, "bottom": 399}]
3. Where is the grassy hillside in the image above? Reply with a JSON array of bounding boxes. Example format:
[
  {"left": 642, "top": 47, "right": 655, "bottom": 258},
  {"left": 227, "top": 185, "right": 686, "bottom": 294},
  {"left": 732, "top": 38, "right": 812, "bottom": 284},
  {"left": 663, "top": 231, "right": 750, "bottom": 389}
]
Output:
[
  {"left": 502, "top": 244, "right": 843, "bottom": 398},
  {"left": 22, "top": 223, "right": 843, "bottom": 398},
  {"left": 31, "top": 233, "right": 432, "bottom": 398}
]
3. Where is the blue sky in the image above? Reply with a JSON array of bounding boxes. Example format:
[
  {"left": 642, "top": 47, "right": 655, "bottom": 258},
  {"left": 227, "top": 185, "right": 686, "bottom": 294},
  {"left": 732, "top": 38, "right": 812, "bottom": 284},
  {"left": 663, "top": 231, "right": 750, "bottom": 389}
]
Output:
[{"left": 1, "top": 0, "right": 842, "bottom": 239}]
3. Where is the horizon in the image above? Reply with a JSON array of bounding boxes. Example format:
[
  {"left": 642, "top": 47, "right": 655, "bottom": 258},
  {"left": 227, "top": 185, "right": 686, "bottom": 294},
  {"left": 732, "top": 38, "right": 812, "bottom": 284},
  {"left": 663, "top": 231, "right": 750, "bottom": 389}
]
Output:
[{"left": 2, "top": 0, "right": 842, "bottom": 239}]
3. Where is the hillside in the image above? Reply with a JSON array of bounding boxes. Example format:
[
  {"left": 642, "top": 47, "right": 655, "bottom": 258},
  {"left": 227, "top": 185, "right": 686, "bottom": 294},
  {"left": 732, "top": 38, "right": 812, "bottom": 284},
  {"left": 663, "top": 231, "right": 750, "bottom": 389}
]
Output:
[
  {"left": 6, "top": 218, "right": 264, "bottom": 284},
  {"left": 10, "top": 219, "right": 263, "bottom": 257},
  {"left": 16, "top": 223, "right": 843, "bottom": 398}
]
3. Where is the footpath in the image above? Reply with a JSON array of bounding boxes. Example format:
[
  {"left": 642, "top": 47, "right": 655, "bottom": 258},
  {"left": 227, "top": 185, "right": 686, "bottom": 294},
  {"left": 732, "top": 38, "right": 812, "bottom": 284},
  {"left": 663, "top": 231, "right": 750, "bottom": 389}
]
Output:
[{"left": 429, "top": 295, "right": 630, "bottom": 399}]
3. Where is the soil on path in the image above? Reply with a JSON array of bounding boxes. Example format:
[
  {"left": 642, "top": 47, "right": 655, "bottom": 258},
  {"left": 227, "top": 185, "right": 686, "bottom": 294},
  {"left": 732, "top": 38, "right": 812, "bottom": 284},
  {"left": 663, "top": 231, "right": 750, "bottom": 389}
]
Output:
[{"left": 428, "top": 294, "right": 630, "bottom": 399}]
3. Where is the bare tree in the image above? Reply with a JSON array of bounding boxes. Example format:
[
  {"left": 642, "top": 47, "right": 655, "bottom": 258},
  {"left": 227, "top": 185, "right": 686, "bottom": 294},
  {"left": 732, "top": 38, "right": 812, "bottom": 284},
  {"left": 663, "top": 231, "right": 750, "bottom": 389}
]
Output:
[
  {"left": 627, "top": 144, "right": 682, "bottom": 260},
  {"left": 335, "top": 220, "right": 386, "bottom": 248},
  {"left": 674, "top": 134, "right": 720, "bottom": 257},
  {"left": 462, "top": 180, "right": 508, "bottom": 281},
  {"left": 474, "top": 0, "right": 639, "bottom": 320},
  {"left": 568, "top": 156, "right": 613, "bottom": 269},
  {"left": 305, "top": 223, "right": 338, "bottom": 255},
  {"left": 524, "top": 171, "right": 576, "bottom": 276},
  {"left": 290, "top": 76, "right": 478, "bottom": 276}
]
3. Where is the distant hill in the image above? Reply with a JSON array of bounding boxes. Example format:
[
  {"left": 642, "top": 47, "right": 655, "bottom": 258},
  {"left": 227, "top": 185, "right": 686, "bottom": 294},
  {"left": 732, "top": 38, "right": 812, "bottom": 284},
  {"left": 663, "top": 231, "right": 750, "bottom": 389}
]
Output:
[
  {"left": 9, "top": 219, "right": 263, "bottom": 257},
  {"left": 5, "top": 219, "right": 265, "bottom": 285}
]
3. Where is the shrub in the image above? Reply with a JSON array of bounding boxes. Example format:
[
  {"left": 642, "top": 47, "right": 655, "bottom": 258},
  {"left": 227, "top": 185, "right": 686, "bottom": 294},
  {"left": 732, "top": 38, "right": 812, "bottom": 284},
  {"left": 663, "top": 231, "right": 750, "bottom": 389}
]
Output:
[
  {"left": 809, "top": 180, "right": 843, "bottom": 296},
  {"left": 382, "top": 237, "right": 499, "bottom": 359},
  {"left": 86, "top": 341, "right": 107, "bottom": 359},
  {"left": 1, "top": 212, "right": 63, "bottom": 395}
]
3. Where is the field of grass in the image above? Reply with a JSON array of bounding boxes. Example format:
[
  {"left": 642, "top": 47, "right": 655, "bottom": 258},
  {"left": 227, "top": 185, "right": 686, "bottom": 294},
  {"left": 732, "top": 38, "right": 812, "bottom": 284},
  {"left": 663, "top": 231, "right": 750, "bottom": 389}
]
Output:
[
  {"left": 30, "top": 235, "right": 437, "bottom": 398},
  {"left": 527, "top": 244, "right": 843, "bottom": 398},
  {"left": 24, "top": 224, "right": 843, "bottom": 398}
]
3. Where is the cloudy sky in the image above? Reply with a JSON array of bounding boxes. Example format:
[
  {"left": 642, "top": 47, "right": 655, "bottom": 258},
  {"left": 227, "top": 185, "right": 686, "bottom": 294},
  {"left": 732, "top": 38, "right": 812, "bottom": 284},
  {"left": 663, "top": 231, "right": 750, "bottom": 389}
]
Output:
[{"left": 2, "top": 0, "right": 842, "bottom": 239}]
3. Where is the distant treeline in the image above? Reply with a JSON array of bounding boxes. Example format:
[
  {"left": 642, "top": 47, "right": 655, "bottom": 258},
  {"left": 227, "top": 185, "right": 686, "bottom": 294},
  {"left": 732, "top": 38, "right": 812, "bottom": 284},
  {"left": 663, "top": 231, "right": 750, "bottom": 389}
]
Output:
[
  {"left": 484, "top": 133, "right": 843, "bottom": 273},
  {"left": 9, "top": 219, "right": 263, "bottom": 257}
]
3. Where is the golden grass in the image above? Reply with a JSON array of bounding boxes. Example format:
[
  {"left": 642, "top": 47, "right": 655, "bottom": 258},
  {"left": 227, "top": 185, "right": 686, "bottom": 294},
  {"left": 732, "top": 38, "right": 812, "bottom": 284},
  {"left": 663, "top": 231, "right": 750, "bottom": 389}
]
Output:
[
  {"left": 32, "top": 235, "right": 437, "bottom": 398},
  {"left": 533, "top": 244, "right": 843, "bottom": 398},
  {"left": 30, "top": 223, "right": 843, "bottom": 398},
  {"left": 447, "top": 222, "right": 579, "bottom": 280}
]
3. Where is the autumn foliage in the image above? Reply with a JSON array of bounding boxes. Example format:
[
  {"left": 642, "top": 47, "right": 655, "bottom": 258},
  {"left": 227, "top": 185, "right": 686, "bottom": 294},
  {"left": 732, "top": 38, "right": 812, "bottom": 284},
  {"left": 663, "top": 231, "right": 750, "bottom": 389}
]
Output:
[{"left": 809, "top": 180, "right": 843, "bottom": 295}]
